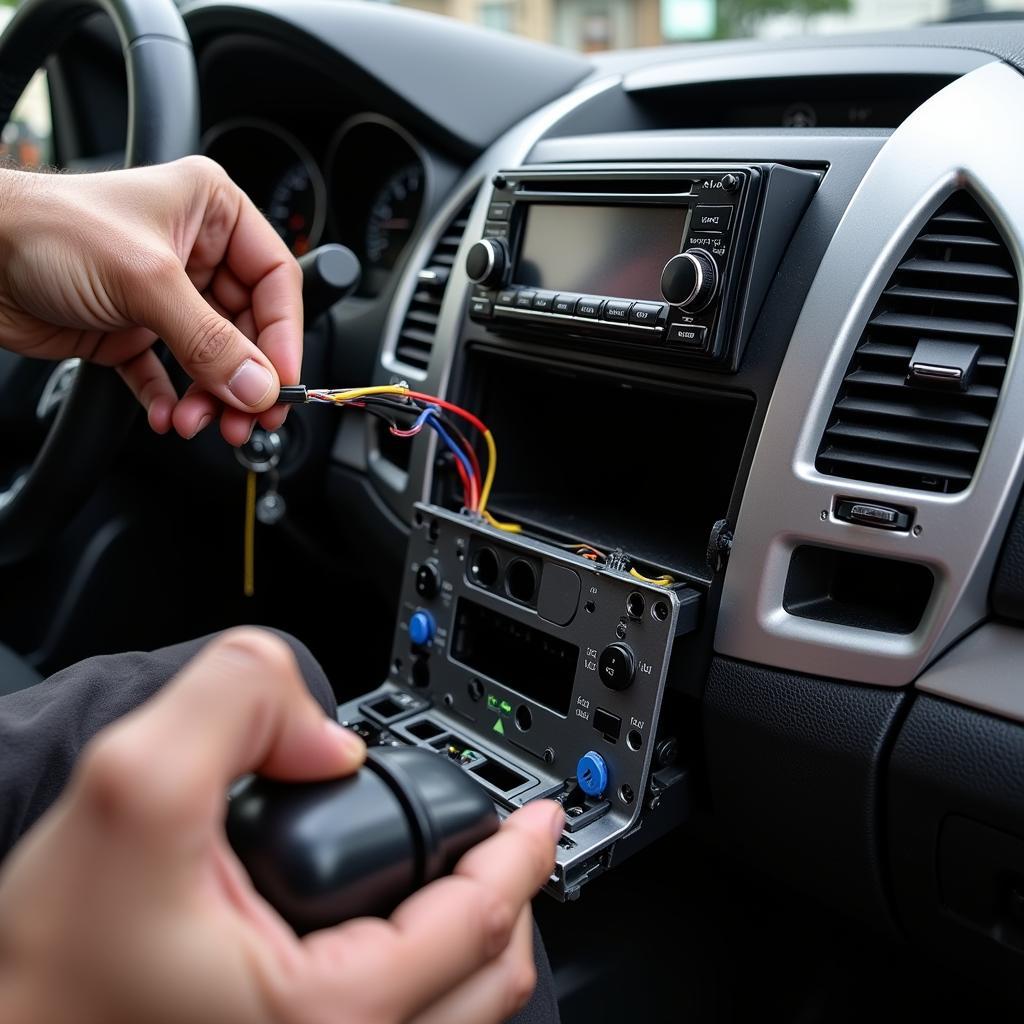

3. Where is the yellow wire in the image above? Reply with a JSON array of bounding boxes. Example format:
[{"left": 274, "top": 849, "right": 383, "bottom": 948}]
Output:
[
  {"left": 325, "top": 385, "right": 410, "bottom": 401},
  {"left": 323, "top": 386, "right": 504, "bottom": 517},
  {"left": 629, "top": 567, "right": 674, "bottom": 587},
  {"left": 479, "top": 430, "right": 497, "bottom": 514},
  {"left": 482, "top": 510, "right": 522, "bottom": 533},
  {"left": 243, "top": 470, "right": 256, "bottom": 598}
]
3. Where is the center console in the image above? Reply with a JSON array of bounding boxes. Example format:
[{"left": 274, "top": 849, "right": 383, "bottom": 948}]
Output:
[{"left": 347, "top": 158, "right": 824, "bottom": 901}]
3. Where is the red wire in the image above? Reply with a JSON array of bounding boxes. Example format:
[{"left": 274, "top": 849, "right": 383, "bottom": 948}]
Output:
[
  {"left": 453, "top": 456, "right": 474, "bottom": 509},
  {"left": 405, "top": 391, "right": 486, "bottom": 511},
  {"left": 461, "top": 438, "right": 482, "bottom": 503},
  {"left": 405, "top": 390, "right": 490, "bottom": 437},
  {"left": 403, "top": 391, "right": 487, "bottom": 510}
]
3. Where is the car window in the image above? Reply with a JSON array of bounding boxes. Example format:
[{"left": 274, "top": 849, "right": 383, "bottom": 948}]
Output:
[
  {"left": 1, "top": 66, "right": 53, "bottom": 170},
  {"left": 388, "top": 0, "right": 1021, "bottom": 49}
]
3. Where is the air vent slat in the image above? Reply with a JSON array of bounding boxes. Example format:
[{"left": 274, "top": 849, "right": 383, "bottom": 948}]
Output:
[
  {"left": 816, "top": 191, "right": 1018, "bottom": 494},
  {"left": 825, "top": 421, "right": 980, "bottom": 456},
  {"left": 834, "top": 395, "right": 990, "bottom": 430},
  {"left": 397, "top": 326, "right": 436, "bottom": 347},
  {"left": 818, "top": 446, "right": 974, "bottom": 487},
  {"left": 898, "top": 257, "right": 1014, "bottom": 281},
  {"left": 917, "top": 233, "right": 1002, "bottom": 250},
  {"left": 833, "top": 395, "right": 990, "bottom": 430},
  {"left": 405, "top": 309, "right": 440, "bottom": 329},
  {"left": 389, "top": 199, "right": 473, "bottom": 373},
  {"left": 845, "top": 368, "right": 999, "bottom": 400},
  {"left": 868, "top": 311, "right": 1014, "bottom": 340},
  {"left": 929, "top": 210, "right": 987, "bottom": 228},
  {"left": 857, "top": 341, "right": 913, "bottom": 360},
  {"left": 884, "top": 285, "right": 1017, "bottom": 309}
]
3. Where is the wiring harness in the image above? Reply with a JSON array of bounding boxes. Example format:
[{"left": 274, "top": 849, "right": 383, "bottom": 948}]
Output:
[{"left": 279, "top": 384, "right": 672, "bottom": 585}]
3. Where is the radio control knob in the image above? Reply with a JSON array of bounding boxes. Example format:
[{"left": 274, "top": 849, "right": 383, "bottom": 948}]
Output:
[
  {"left": 465, "top": 238, "right": 508, "bottom": 288},
  {"left": 598, "top": 643, "right": 635, "bottom": 691},
  {"left": 409, "top": 610, "right": 436, "bottom": 649},
  {"left": 661, "top": 249, "right": 719, "bottom": 311},
  {"left": 415, "top": 561, "right": 441, "bottom": 599}
]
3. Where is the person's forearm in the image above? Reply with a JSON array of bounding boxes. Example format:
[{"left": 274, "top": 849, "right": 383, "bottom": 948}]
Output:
[{"left": 0, "top": 631, "right": 337, "bottom": 864}]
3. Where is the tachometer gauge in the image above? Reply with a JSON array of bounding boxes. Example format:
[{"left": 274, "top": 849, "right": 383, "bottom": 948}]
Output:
[
  {"left": 267, "top": 160, "right": 325, "bottom": 256},
  {"left": 365, "top": 162, "right": 424, "bottom": 269},
  {"left": 202, "top": 119, "right": 326, "bottom": 258}
]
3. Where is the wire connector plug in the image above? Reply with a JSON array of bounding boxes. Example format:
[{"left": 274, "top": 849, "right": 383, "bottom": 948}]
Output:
[{"left": 277, "top": 385, "right": 309, "bottom": 405}]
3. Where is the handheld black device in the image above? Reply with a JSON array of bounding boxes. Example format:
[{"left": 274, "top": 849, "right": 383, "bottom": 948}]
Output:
[{"left": 226, "top": 746, "right": 499, "bottom": 934}]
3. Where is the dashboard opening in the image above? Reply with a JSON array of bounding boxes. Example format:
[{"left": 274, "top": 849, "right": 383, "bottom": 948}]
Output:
[{"left": 455, "top": 349, "right": 753, "bottom": 581}]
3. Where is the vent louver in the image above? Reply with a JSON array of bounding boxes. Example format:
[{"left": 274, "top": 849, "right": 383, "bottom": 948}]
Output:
[
  {"left": 816, "top": 192, "right": 1019, "bottom": 493},
  {"left": 392, "top": 200, "right": 473, "bottom": 373}
]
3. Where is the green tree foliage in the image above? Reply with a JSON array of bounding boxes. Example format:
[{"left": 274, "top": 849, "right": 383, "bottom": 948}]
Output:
[{"left": 716, "top": 0, "right": 850, "bottom": 37}]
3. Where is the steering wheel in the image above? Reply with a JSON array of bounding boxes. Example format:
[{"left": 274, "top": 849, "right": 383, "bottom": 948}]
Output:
[{"left": 0, "top": 0, "right": 198, "bottom": 566}]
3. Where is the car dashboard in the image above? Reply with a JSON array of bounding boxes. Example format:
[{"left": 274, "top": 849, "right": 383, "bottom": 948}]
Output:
[{"left": 39, "top": 3, "right": 1024, "bottom": 1015}]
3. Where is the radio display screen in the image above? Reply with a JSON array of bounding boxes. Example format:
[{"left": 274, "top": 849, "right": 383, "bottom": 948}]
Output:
[
  {"left": 450, "top": 598, "right": 577, "bottom": 716},
  {"left": 515, "top": 204, "right": 685, "bottom": 301}
]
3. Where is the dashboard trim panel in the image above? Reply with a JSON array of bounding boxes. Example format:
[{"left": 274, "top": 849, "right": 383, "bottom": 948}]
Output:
[{"left": 716, "top": 59, "right": 1024, "bottom": 688}]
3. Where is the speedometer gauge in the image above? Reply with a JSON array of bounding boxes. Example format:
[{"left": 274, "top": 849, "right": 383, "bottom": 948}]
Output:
[
  {"left": 365, "top": 163, "right": 424, "bottom": 269},
  {"left": 202, "top": 119, "right": 326, "bottom": 257},
  {"left": 267, "top": 161, "right": 324, "bottom": 256}
]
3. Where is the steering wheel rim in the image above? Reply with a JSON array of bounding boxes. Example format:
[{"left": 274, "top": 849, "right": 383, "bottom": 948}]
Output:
[{"left": 0, "top": 0, "right": 199, "bottom": 566}]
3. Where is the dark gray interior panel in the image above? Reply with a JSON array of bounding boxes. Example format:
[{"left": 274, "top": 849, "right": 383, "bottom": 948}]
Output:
[
  {"left": 704, "top": 656, "right": 906, "bottom": 931},
  {"left": 889, "top": 694, "right": 1024, "bottom": 1004}
]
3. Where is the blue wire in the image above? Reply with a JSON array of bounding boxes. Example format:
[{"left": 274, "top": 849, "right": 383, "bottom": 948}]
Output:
[
  {"left": 409, "top": 405, "right": 437, "bottom": 432},
  {"left": 425, "top": 411, "right": 475, "bottom": 486}
]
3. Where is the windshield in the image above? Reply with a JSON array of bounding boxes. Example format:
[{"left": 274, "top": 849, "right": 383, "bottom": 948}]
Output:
[{"left": 393, "top": 0, "right": 1017, "bottom": 50}]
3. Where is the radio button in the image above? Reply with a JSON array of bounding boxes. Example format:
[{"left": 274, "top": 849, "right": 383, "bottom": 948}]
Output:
[
  {"left": 575, "top": 296, "right": 604, "bottom": 319},
  {"left": 496, "top": 289, "right": 517, "bottom": 307},
  {"left": 692, "top": 205, "right": 733, "bottom": 233},
  {"left": 602, "top": 299, "right": 633, "bottom": 323},
  {"left": 514, "top": 291, "right": 537, "bottom": 309},
  {"left": 598, "top": 643, "right": 635, "bottom": 691},
  {"left": 532, "top": 291, "right": 557, "bottom": 312},
  {"left": 487, "top": 201, "right": 511, "bottom": 221},
  {"left": 629, "top": 301, "right": 667, "bottom": 327},
  {"left": 469, "top": 297, "right": 493, "bottom": 318},
  {"left": 551, "top": 294, "right": 579, "bottom": 315},
  {"left": 667, "top": 324, "right": 707, "bottom": 347}
]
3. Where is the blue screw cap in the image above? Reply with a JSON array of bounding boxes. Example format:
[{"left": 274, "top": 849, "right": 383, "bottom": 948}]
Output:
[
  {"left": 409, "top": 609, "right": 436, "bottom": 648},
  {"left": 576, "top": 750, "right": 608, "bottom": 798}
]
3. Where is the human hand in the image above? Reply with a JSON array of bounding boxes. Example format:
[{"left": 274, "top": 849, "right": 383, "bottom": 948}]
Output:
[
  {"left": 0, "top": 629, "right": 562, "bottom": 1024},
  {"left": 0, "top": 157, "right": 302, "bottom": 445}
]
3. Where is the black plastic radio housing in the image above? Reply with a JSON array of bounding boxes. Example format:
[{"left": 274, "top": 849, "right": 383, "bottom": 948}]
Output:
[
  {"left": 337, "top": 504, "right": 702, "bottom": 901},
  {"left": 467, "top": 164, "right": 819, "bottom": 371}
]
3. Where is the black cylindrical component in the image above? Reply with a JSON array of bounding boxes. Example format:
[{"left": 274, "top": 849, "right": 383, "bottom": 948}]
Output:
[
  {"left": 598, "top": 642, "right": 636, "bottom": 691},
  {"left": 226, "top": 746, "right": 498, "bottom": 935},
  {"left": 660, "top": 248, "right": 719, "bottom": 310},
  {"left": 465, "top": 238, "right": 508, "bottom": 288},
  {"left": 299, "top": 243, "right": 362, "bottom": 323}
]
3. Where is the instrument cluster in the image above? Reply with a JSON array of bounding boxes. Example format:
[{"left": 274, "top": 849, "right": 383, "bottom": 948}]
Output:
[{"left": 202, "top": 113, "right": 426, "bottom": 296}]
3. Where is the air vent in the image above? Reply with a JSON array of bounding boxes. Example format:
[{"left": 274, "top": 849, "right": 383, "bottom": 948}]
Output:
[
  {"left": 816, "top": 192, "right": 1019, "bottom": 493},
  {"left": 392, "top": 200, "right": 473, "bottom": 373}
]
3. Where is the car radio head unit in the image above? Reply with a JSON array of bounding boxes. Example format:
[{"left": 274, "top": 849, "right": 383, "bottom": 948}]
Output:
[
  {"left": 466, "top": 165, "right": 819, "bottom": 370},
  {"left": 336, "top": 504, "right": 703, "bottom": 902}
]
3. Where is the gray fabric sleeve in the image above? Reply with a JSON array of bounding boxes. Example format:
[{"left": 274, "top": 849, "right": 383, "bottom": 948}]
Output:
[{"left": 0, "top": 628, "right": 335, "bottom": 860}]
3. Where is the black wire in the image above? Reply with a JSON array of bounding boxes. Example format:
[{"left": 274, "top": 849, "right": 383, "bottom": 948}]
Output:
[{"left": 438, "top": 414, "right": 478, "bottom": 471}]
